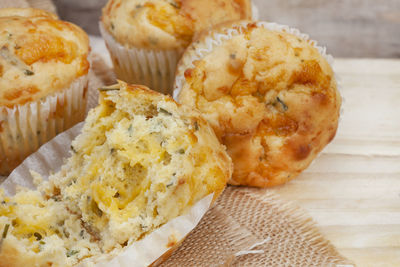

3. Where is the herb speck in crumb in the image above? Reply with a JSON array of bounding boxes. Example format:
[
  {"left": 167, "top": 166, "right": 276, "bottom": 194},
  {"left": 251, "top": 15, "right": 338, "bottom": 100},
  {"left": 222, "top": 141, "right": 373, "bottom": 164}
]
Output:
[
  {"left": 2, "top": 224, "right": 9, "bottom": 239},
  {"left": 128, "top": 124, "right": 133, "bottom": 137},
  {"left": 66, "top": 249, "right": 79, "bottom": 257},
  {"left": 276, "top": 97, "right": 288, "bottom": 111},
  {"left": 34, "top": 232, "right": 42, "bottom": 241},
  {"left": 98, "top": 84, "right": 120, "bottom": 92},
  {"left": 159, "top": 108, "right": 172, "bottom": 116},
  {"left": 170, "top": 1, "right": 180, "bottom": 8}
]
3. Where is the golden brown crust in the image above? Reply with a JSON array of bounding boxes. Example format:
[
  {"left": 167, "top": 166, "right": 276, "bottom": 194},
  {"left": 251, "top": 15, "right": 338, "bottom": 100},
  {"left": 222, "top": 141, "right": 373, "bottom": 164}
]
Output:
[
  {"left": 0, "top": 8, "right": 90, "bottom": 108},
  {"left": 101, "top": 0, "right": 252, "bottom": 49},
  {"left": 176, "top": 21, "right": 341, "bottom": 187}
]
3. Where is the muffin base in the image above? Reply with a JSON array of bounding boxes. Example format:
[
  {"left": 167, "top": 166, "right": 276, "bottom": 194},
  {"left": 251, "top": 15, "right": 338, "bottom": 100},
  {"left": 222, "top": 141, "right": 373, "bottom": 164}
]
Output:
[
  {"left": 100, "top": 23, "right": 183, "bottom": 95},
  {"left": 0, "top": 75, "right": 89, "bottom": 176}
]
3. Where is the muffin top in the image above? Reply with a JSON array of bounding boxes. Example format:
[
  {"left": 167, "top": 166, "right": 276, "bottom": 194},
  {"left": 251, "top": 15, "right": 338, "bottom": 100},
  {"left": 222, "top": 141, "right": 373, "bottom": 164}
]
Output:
[
  {"left": 102, "top": 0, "right": 252, "bottom": 49},
  {"left": 175, "top": 21, "right": 341, "bottom": 187},
  {"left": 0, "top": 81, "right": 232, "bottom": 266},
  {"left": 0, "top": 8, "right": 90, "bottom": 108}
]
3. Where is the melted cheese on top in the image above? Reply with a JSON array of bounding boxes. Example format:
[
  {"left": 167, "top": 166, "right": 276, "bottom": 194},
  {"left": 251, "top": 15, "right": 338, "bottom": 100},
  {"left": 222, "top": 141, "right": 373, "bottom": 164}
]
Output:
[
  {"left": 102, "top": 0, "right": 252, "bottom": 49},
  {"left": 0, "top": 8, "right": 90, "bottom": 108}
]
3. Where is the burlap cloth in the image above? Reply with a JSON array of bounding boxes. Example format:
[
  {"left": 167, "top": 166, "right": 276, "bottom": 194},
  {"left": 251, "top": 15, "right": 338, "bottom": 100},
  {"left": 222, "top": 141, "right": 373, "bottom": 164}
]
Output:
[{"left": 1, "top": 1, "right": 354, "bottom": 266}]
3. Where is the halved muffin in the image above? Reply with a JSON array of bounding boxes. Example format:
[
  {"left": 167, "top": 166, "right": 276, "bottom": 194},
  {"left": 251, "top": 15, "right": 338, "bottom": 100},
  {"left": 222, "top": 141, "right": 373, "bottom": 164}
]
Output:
[
  {"left": 0, "top": 8, "right": 90, "bottom": 176},
  {"left": 0, "top": 81, "right": 232, "bottom": 266},
  {"left": 100, "top": 0, "right": 253, "bottom": 94},
  {"left": 174, "top": 21, "right": 341, "bottom": 187}
]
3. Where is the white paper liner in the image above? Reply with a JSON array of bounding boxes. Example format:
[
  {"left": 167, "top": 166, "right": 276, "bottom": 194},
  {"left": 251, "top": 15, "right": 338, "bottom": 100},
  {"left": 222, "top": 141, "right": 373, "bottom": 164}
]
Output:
[
  {"left": 99, "top": 23, "right": 183, "bottom": 95},
  {"left": 251, "top": 2, "right": 259, "bottom": 20},
  {"left": 3, "top": 122, "right": 214, "bottom": 266},
  {"left": 0, "top": 74, "right": 89, "bottom": 176},
  {"left": 173, "top": 21, "right": 336, "bottom": 100}
]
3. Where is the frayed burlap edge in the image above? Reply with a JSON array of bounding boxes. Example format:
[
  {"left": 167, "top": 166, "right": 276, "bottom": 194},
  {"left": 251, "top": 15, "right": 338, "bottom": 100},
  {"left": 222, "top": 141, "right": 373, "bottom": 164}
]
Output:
[{"left": 161, "top": 187, "right": 353, "bottom": 267}]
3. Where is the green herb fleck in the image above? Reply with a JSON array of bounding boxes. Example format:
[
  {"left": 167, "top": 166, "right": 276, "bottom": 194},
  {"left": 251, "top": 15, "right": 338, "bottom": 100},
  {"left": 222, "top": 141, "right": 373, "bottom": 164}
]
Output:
[
  {"left": 92, "top": 201, "right": 103, "bottom": 217},
  {"left": 110, "top": 23, "right": 115, "bottom": 30},
  {"left": 135, "top": 4, "right": 143, "bottom": 8},
  {"left": 230, "top": 53, "right": 236, "bottom": 59},
  {"left": 2, "top": 224, "right": 9, "bottom": 239},
  {"left": 39, "top": 240, "right": 45, "bottom": 245},
  {"left": 178, "top": 148, "right": 185, "bottom": 154},
  {"left": 170, "top": 1, "right": 180, "bottom": 8},
  {"left": 98, "top": 84, "right": 120, "bottom": 92},
  {"left": 71, "top": 145, "right": 77, "bottom": 153},
  {"left": 159, "top": 108, "right": 172, "bottom": 116},
  {"left": 66, "top": 249, "right": 79, "bottom": 257},
  {"left": 276, "top": 97, "right": 288, "bottom": 111},
  {"left": 194, "top": 121, "right": 199, "bottom": 131},
  {"left": 128, "top": 124, "right": 133, "bottom": 137},
  {"left": 113, "top": 192, "right": 120, "bottom": 198},
  {"left": 24, "top": 69, "right": 34, "bottom": 76},
  {"left": 34, "top": 232, "right": 42, "bottom": 241},
  {"left": 166, "top": 182, "right": 174, "bottom": 188}
]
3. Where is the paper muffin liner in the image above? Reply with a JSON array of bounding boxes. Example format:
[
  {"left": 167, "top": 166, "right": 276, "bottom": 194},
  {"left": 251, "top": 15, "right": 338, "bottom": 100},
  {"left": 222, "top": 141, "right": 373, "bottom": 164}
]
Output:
[
  {"left": 2, "top": 122, "right": 213, "bottom": 266},
  {"left": 173, "top": 21, "right": 336, "bottom": 100},
  {"left": 251, "top": 2, "right": 259, "bottom": 20},
  {"left": 100, "top": 23, "right": 183, "bottom": 95},
  {"left": 0, "top": 74, "right": 89, "bottom": 176}
]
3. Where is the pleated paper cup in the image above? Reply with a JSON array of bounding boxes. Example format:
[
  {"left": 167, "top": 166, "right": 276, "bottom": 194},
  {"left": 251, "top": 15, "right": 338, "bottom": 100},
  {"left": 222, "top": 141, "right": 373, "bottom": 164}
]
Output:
[
  {"left": 0, "top": 74, "right": 89, "bottom": 176},
  {"left": 100, "top": 23, "right": 183, "bottom": 95}
]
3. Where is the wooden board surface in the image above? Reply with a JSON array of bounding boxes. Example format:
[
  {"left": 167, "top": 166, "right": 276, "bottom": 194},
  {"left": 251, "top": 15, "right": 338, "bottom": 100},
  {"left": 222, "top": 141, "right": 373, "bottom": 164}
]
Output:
[
  {"left": 2, "top": 40, "right": 399, "bottom": 265},
  {"left": 268, "top": 58, "right": 400, "bottom": 266}
]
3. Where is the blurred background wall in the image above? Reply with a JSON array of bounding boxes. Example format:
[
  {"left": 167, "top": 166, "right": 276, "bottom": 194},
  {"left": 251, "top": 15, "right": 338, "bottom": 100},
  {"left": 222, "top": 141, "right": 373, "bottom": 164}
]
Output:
[{"left": 54, "top": 0, "right": 400, "bottom": 58}]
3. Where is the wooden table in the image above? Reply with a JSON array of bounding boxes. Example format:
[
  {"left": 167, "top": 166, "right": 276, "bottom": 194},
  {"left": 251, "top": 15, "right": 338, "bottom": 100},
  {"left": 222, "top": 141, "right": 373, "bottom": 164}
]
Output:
[
  {"left": 268, "top": 58, "right": 400, "bottom": 266},
  {"left": 3, "top": 39, "right": 399, "bottom": 265}
]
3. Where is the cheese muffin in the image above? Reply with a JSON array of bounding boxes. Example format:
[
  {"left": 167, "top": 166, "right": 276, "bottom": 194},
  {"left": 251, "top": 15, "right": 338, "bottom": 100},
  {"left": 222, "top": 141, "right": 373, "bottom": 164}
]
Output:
[
  {"left": 100, "top": 0, "right": 252, "bottom": 94},
  {"left": 0, "top": 81, "right": 232, "bottom": 266},
  {"left": 174, "top": 21, "right": 341, "bottom": 187},
  {"left": 0, "top": 8, "right": 90, "bottom": 176}
]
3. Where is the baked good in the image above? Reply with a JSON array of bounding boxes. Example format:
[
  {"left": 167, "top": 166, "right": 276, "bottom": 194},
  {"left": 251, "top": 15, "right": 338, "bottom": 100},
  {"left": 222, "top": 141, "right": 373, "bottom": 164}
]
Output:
[
  {"left": 0, "top": 8, "right": 90, "bottom": 176},
  {"left": 100, "top": 0, "right": 252, "bottom": 94},
  {"left": 0, "top": 81, "right": 232, "bottom": 266},
  {"left": 174, "top": 21, "right": 341, "bottom": 187}
]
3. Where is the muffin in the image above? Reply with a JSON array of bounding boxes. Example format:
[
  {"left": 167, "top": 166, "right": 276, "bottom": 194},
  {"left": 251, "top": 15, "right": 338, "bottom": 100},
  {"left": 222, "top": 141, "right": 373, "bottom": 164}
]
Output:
[
  {"left": 0, "top": 81, "right": 232, "bottom": 266},
  {"left": 100, "top": 0, "right": 252, "bottom": 94},
  {"left": 0, "top": 8, "right": 90, "bottom": 176},
  {"left": 174, "top": 21, "right": 341, "bottom": 187}
]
